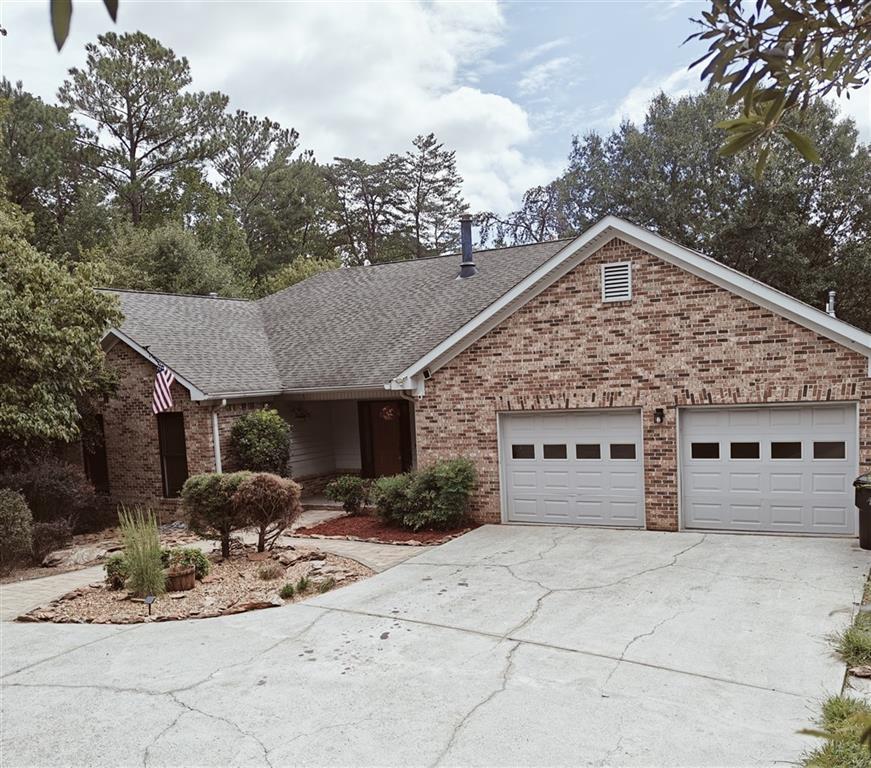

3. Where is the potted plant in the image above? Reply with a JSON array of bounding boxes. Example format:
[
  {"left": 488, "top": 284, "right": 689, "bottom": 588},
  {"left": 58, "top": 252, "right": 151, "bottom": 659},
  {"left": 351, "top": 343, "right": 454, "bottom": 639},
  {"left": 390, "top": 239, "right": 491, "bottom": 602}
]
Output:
[{"left": 164, "top": 549, "right": 197, "bottom": 592}]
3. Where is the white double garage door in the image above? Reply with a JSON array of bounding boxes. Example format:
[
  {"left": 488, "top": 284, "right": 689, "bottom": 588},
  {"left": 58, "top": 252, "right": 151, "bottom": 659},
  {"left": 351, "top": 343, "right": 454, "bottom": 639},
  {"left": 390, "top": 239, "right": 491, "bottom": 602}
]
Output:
[{"left": 499, "top": 404, "right": 858, "bottom": 534}]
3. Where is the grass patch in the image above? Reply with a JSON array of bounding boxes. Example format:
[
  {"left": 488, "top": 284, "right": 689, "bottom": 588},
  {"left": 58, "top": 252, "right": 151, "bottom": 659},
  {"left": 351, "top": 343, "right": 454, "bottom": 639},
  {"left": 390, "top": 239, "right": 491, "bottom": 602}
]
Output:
[
  {"left": 835, "top": 609, "right": 871, "bottom": 668},
  {"left": 317, "top": 577, "right": 336, "bottom": 594},
  {"left": 802, "top": 696, "right": 871, "bottom": 767}
]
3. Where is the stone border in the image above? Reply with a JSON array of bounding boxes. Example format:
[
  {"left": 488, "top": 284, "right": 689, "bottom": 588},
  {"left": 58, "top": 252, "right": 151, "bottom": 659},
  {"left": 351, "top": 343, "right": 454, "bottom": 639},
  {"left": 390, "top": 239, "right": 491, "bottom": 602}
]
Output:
[{"left": 289, "top": 528, "right": 474, "bottom": 547}]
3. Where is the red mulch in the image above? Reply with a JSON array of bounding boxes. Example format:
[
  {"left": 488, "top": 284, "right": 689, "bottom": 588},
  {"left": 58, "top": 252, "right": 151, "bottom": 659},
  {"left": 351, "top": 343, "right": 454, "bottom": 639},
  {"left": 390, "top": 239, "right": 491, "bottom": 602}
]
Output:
[{"left": 294, "top": 513, "right": 477, "bottom": 544}]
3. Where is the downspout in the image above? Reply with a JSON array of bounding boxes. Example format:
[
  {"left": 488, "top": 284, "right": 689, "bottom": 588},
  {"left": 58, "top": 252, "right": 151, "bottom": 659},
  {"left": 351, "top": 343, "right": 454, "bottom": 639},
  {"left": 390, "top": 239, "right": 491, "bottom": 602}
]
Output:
[{"left": 211, "top": 399, "right": 227, "bottom": 473}]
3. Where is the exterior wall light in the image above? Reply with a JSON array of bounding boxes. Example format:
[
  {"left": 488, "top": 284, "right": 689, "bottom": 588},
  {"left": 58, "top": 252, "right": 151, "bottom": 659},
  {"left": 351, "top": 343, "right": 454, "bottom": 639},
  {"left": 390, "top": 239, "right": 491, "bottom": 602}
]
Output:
[{"left": 653, "top": 408, "right": 665, "bottom": 425}]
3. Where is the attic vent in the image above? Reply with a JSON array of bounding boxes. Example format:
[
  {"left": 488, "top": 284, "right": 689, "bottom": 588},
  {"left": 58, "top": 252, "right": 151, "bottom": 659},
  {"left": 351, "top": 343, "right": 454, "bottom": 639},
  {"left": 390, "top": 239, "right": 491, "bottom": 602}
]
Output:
[{"left": 601, "top": 262, "right": 632, "bottom": 302}]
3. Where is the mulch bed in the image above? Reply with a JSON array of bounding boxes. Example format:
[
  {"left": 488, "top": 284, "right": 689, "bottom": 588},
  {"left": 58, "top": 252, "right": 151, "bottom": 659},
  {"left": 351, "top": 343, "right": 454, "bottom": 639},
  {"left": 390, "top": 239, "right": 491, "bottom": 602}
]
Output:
[
  {"left": 293, "top": 513, "right": 478, "bottom": 545},
  {"left": 16, "top": 545, "right": 372, "bottom": 624}
]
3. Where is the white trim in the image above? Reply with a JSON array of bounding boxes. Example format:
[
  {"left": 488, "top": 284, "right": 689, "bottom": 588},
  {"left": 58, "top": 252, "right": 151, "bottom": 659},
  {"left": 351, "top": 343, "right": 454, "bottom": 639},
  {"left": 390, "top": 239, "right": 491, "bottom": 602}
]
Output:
[
  {"left": 387, "top": 216, "right": 871, "bottom": 386},
  {"left": 102, "top": 329, "right": 209, "bottom": 401}
]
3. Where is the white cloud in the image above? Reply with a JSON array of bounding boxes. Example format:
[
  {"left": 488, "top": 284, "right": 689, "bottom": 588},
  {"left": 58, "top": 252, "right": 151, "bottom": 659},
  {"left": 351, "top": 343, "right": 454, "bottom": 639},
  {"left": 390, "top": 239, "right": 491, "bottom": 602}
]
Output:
[
  {"left": 517, "top": 56, "right": 573, "bottom": 96},
  {"left": 832, "top": 86, "right": 871, "bottom": 141},
  {"left": 603, "top": 66, "right": 703, "bottom": 127},
  {"left": 516, "top": 37, "right": 570, "bottom": 64},
  {"left": 0, "top": 0, "right": 553, "bottom": 214}
]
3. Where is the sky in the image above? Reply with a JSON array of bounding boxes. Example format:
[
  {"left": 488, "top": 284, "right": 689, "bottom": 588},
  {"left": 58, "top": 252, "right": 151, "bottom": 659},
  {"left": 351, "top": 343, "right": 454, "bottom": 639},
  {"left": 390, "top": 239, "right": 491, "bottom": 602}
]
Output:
[{"left": 1, "top": 0, "right": 869, "bottom": 214}]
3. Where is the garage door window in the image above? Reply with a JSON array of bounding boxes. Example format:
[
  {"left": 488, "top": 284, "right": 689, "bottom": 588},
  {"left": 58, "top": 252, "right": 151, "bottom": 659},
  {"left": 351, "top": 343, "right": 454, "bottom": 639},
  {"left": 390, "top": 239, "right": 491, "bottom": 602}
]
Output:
[
  {"left": 610, "top": 444, "right": 636, "bottom": 460},
  {"left": 814, "top": 441, "right": 846, "bottom": 459},
  {"left": 771, "top": 442, "right": 802, "bottom": 459},
  {"left": 576, "top": 444, "right": 601, "bottom": 459},
  {"left": 730, "top": 442, "right": 760, "bottom": 459},
  {"left": 512, "top": 444, "right": 535, "bottom": 459},
  {"left": 691, "top": 442, "right": 719, "bottom": 459},
  {"left": 543, "top": 444, "right": 567, "bottom": 459}
]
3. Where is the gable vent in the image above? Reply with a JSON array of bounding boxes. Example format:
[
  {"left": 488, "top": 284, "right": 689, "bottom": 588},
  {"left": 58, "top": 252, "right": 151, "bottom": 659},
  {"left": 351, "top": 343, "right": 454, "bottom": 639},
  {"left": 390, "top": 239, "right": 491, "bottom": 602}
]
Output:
[{"left": 601, "top": 262, "right": 632, "bottom": 302}]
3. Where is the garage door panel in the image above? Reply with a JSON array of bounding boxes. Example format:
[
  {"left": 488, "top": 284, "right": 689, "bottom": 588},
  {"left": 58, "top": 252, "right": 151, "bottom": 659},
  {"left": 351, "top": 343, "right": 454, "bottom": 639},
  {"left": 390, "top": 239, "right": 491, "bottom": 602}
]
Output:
[
  {"left": 681, "top": 405, "right": 857, "bottom": 535},
  {"left": 502, "top": 410, "right": 644, "bottom": 527}
]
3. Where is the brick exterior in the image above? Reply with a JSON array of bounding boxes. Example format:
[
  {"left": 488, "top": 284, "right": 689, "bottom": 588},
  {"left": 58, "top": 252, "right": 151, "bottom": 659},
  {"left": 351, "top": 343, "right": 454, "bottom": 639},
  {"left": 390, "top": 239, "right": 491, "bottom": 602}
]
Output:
[
  {"left": 101, "top": 344, "right": 271, "bottom": 521},
  {"left": 414, "top": 238, "right": 871, "bottom": 529}
]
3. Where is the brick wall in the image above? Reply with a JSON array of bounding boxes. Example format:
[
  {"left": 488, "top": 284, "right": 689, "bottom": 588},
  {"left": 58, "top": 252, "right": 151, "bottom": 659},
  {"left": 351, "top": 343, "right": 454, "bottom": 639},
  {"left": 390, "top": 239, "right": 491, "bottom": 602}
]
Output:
[
  {"left": 101, "top": 344, "right": 271, "bottom": 521},
  {"left": 415, "top": 238, "right": 871, "bottom": 529}
]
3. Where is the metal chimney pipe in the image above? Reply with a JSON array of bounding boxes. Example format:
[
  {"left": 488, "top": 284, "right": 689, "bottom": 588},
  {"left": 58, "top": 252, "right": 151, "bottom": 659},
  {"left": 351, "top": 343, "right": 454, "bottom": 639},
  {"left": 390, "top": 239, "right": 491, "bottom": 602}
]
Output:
[
  {"left": 458, "top": 214, "right": 478, "bottom": 279},
  {"left": 826, "top": 290, "right": 836, "bottom": 317}
]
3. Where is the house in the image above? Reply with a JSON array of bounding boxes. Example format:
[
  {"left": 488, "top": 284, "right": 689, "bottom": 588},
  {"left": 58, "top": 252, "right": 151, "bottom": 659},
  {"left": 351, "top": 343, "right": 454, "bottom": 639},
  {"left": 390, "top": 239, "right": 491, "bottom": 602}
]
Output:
[{"left": 92, "top": 215, "right": 871, "bottom": 535}]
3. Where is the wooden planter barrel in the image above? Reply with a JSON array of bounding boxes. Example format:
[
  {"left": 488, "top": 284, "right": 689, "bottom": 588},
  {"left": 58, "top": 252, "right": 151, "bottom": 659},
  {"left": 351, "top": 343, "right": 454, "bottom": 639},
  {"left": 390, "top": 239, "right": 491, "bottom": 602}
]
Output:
[{"left": 165, "top": 565, "right": 196, "bottom": 592}]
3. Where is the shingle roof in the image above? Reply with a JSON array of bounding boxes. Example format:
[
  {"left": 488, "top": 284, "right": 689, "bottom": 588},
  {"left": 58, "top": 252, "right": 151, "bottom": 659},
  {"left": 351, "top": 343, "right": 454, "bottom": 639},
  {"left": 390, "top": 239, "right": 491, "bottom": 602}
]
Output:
[{"left": 107, "top": 239, "right": 571, "bottom": 396}]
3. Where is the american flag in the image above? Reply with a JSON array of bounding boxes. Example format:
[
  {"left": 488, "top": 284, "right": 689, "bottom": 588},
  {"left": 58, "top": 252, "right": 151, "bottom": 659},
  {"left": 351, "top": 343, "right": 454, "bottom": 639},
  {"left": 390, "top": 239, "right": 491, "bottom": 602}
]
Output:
[{"left": 152, "top": 364, "right": 175, "bottom": 414}]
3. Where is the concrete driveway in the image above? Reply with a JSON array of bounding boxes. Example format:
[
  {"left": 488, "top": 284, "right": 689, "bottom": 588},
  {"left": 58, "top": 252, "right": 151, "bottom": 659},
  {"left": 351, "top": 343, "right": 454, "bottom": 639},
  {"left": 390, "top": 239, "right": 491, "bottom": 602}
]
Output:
[{"left": 1, "top": 525, "right": 868, "bottom": 767}]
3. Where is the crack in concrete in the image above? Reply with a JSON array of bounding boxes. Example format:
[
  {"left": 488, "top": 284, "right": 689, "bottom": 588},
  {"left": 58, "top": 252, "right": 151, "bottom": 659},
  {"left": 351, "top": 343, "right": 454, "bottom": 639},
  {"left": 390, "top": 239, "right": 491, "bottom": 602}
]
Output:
[{"left": 429, "top": 641, "right": 520, "bottom": 767}]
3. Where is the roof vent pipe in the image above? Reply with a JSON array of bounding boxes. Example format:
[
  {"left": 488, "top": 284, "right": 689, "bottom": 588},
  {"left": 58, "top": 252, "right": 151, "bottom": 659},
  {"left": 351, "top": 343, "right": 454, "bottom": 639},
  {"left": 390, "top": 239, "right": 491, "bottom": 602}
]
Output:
[
  {"left": 826, "top": 290, "right": 836, "bottom": 317},
  {"left": 458, "top": 214, "right": 478, "bottom": 279}
]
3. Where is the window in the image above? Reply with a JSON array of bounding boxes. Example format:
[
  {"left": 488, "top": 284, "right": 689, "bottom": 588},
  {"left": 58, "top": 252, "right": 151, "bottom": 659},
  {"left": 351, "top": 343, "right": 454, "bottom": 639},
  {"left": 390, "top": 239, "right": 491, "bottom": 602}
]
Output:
[
  {"left": 82, "top": 414, "right": 110, "bottom": 493},
  {"left": 814, "top": 441, "right": 846, "bottom": 460},
  {"left": 691, "top": 442, "right": 720, "bottom": 459},
  {"left": 512, "top": 444, "right": 535, "bottom": 459},
  {"left": 576, "top": 444, "right": 601, "bottom": 460},
  {"left": 601, "top": 262, "right": 632, "bottom": 302},
  {"left": 157, "top": 413, "right": 189, "bottom": 498},
  {"left": 730, "top": 442, "right": 760, "bottom": 460},
  {"left": 771, "top": 442, "right": 802, "bottom": 460},
  {"left": 543, "top": 444, "right": 567, "bottom": 459},
  {"left": 610, "top": 444, "right": 636, "bottom": 460}
]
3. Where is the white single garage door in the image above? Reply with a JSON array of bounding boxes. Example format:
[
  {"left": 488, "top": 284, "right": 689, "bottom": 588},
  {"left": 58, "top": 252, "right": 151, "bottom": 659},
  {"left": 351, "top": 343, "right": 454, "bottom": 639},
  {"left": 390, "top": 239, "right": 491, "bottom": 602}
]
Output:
[
  {"left": 500, "top": 410, "right": 644, "bottom": 526},
  {"left": 680, "top": 405, "right": 858, "bottom": 534}
]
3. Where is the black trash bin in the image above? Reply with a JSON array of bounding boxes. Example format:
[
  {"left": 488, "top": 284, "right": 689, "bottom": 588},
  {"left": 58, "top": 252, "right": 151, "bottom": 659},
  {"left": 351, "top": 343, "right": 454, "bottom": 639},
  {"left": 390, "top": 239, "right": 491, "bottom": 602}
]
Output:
[{"left": 855, "top": 473, "right": 871, "bottom": 550}]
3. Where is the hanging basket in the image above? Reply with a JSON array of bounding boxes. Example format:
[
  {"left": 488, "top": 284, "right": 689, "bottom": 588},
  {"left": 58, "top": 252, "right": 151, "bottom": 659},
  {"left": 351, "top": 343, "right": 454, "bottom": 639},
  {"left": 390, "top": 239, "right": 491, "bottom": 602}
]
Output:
[{"left": 164, "top": 565, "right": 196, "bottom": 592}]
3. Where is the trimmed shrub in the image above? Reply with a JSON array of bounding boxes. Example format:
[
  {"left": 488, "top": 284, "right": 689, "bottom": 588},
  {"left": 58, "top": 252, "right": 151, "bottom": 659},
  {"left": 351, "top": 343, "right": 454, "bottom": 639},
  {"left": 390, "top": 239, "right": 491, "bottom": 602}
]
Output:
[
  {"left": 118, "top": 506, "right": 165, "bottom": 597},
  {"left": 0, "top": 456, "right": 104, "bottom": 532},
  {"left": 229, "top": 409, "right": 291, "bottom": 475},
  {"left": 0, "top": 489, "right": 33, "bottom": 571},
  {"left": 325, "top": 475, "right": 370, "bottom": 515},
  {"left": 162, "top": 547, "right": 211, "bottom": 580},
  {"left": 105, "top": 553, "right": 128, "bottom": 590},
  {"left": 371, "top": 458, "right": 476, "bottom": 531},
  {"left": 232, "top": 472, "right": 302, "bottom": 552},
  {"left": 258, "top": 561, "right": 284, "bottom": 581},
  {"left": 371, "top": 473, "right": 415, "bottom": 525},
  {"left": 31, "top": 520, "right": 73, "bottom": 562},
  {"left": 182, "top": 472, "right": 252, "bottom": 558}
]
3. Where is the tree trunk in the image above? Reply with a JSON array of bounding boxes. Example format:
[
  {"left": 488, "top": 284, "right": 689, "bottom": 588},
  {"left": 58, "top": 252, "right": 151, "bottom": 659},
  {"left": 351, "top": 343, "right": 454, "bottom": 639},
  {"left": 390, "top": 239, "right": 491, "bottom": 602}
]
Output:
[
  {"left": 257, "top": 526, "right": 266, "bottom": 553},
  {"left": 221, "top": 533, "right": 230, "bottom": 559}
]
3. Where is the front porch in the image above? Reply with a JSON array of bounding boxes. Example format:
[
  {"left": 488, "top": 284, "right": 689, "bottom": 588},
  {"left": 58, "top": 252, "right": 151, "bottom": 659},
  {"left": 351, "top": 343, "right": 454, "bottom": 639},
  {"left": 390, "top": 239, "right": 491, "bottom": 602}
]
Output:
[{"left": 272, "top": 394, "right": 416, "bottom": 496}]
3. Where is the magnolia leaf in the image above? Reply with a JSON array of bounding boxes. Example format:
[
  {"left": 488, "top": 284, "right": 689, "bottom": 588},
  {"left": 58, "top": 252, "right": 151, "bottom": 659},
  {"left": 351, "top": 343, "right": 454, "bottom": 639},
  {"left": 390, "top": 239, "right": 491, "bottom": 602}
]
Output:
[
  {"left": 50, "top": 0, "right": 72, "bottom": 51},
  {"left": 754, "top": 144, "right": 771, "bottom": 180},
  {"left": 103, "top": 0, "right": 118, "bottom": 21},
  {"left": 718, "top": 128, "right": 763, "bottom": 156},
  {"left": 783, "top": 128, "right": 821, "bottom": 163}
]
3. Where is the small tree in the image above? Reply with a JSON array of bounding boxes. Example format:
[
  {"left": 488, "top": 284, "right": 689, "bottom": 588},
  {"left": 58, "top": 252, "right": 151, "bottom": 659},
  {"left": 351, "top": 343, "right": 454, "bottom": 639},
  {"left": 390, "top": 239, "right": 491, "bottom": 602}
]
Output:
[
  {"left": 229, "top": 409, "right": 291, "bottom": 476},
  {"left": 0, "top": 489, "right": 33, "bottom": 572},
  {"left": 233, "top": 472, "right": 302, "bottom": 552},
  {"left": 181, "top": 472, "right": 251, "bottom": 558}
]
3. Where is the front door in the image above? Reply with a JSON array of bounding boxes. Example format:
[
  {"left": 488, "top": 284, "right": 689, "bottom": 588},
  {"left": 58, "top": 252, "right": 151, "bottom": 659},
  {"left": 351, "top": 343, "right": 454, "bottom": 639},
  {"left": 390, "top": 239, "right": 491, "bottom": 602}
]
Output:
[{"left": 359, "top": 400, "right": 412, "bottom": 477}]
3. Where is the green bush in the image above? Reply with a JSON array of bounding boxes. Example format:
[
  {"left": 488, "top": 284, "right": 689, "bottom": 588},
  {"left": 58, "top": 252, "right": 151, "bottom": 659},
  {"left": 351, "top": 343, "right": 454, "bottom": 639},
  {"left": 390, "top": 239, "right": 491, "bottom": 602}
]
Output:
[
  {"left": 371, "top": 458, "right": 476, "bottom": 531},
  {"left": 325, "top": 475, "right": 370, "bottom": 515},
  {"left": 232, "top": 472, "right": 302, "bottom": 552},
  {"left": 295, "top": 575, "right": 310, "bottom": 594},
  {"left": 371, "top": 473, "right": 415, "bottom": 525},
  {"left": 105, "top": 553, "right": 128, "bottom": 590},
  {"left": 162, "top": 547, "right": 210, "bottom": 580},
  {"left": 258, "top": 561, "right": 284, "bottom": 580},
  {"left": 279, "top": 583, "right": 295, "bottom": 599},
  {"left": 229, "top": 409, "right": 291, "bottom": 476},
  {"left": 118, "top": 506, "right": 165, "bottom": 597},
  {"left": 0, "top": 456, "right": 106, "bottom": 532},
  {"left": 181, "top": 472, "right": 251, "bottom": 558},
  {"left": 0, "top": 489, "right": 33, "bottom": 571},
  {"left": 31, "top": 520, "right": 73, "bottom": 562}
]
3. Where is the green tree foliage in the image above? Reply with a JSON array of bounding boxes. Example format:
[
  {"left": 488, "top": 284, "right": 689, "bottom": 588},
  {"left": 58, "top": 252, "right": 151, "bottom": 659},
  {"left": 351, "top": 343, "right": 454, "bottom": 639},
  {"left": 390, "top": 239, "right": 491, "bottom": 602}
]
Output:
[
  {"left": 480, "top": 90, "right": 871, "bottom": 331},
  {"left": 0, "top": 197, "right": 121, "bottom": 445},
  {"left": 687, "top": 0, "right": 871, "bottom": 174},
  {"left": 99, "top": 222, "right": 253, "bottom": 297},
  {"left": 58, "top": 32, "right": 227, "bottom": 225},
  {"left": 257, "top": 256, "right": 340, "bottom": 296}
]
